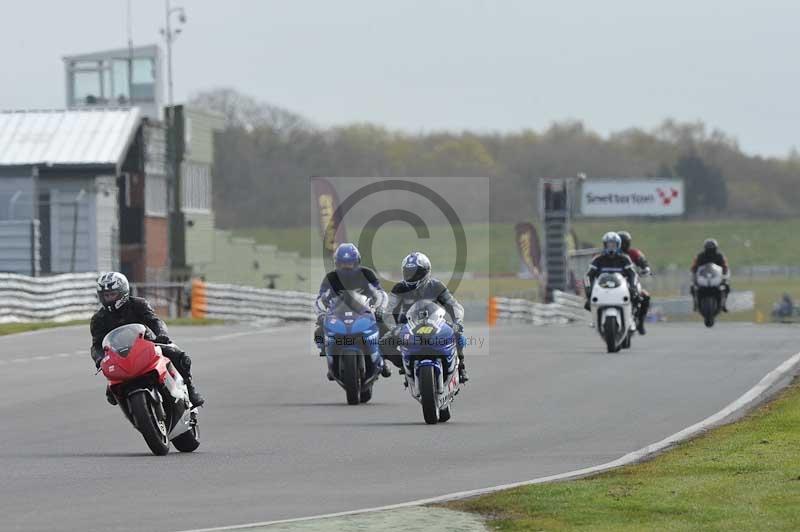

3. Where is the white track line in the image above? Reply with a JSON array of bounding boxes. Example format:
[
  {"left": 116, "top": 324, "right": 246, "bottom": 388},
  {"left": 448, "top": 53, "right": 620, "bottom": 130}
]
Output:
[
  {"left": 208, "top": 327, "right": 286, "bottom": 342},
  {"left": 175, "top": 350, "right": 800, "bottom": 532}
]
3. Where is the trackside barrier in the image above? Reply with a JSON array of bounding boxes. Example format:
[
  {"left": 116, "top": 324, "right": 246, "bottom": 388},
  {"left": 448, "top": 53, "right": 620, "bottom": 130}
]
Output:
[
  {"left": 494, "top": 290, "right": 589, "bottom": 326},
  {"left": 0, "top": 272, "right": 98, "bottom": 323},
  {"left": 495, "top": 290, "right": 757, "bottom": 325},
  {"left": 191, "top": 279, "right": 316, "bottom": 322}
]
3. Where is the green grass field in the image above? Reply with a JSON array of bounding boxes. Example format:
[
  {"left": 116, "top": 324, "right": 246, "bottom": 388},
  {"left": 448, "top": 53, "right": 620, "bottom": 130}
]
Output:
[
  {"left": 448, "top": 379, "right": 800, "bottom": 531},
  {"left": 236, "top": 218, "right": 800, "bottom": 274},
  {"left": 572, "top": 218, "right": 800, "bottom": 272}
]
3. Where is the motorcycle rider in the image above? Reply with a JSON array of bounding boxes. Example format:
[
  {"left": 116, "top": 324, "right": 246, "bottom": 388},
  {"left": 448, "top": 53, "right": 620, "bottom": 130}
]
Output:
[
  {"left": 314, "top": 243, "right": 392, "bottom": 379},
  {"left": 690, "top": 238, "right": 730, "bottom": 312},
  {"left": 90, "top": 272, "right": 205, "bottom": 407},
  {"left": 584, "top": 232, "right": 639, "bottom": 312},
  {"left": 385, "top": 252, "right": 468, "bottom": 383},
  {"left": 618, "top": 231, "right": 651, "bottom": 335}
]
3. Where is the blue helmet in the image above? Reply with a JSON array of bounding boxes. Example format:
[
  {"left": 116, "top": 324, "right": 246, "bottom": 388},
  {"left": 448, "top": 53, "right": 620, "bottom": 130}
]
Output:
[
  {"left": 334, "top": 243, "right": 361, "bottom": 272},
  {"left": 601, "top": 232, "right": 622, "bottom": 256}
]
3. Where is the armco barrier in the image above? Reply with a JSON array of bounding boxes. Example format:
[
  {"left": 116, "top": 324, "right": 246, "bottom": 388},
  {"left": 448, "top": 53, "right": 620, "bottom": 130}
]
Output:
[
  {"left": 191, "top": 280, "right": 315, "bottom": 322},
  {"left": 495, "top": 290, "right": 589, "bottom": 325},
  {"left": 0, "top": 272, "right": 98, "bottom": 323}
]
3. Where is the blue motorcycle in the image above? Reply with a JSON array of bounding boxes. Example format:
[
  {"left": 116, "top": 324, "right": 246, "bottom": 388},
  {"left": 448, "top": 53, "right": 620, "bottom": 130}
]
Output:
[
  {"left": 323, "top": 291, "right": 386, "bottom": 405},
  {"left": 399, "top": 300, "right": 463, "bottom": 424}
]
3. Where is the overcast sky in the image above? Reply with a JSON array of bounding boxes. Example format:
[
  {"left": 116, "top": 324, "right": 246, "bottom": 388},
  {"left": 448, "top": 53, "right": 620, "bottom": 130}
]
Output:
[{"left": 1, "top": 0, "right": 797, "bottom": 156}]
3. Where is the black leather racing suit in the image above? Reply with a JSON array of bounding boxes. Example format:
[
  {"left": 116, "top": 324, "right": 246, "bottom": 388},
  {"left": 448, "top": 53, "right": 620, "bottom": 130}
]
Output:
[
  {"left": 313, "top": 267, "right": 389, "bottom": 352},
  {"left": 90, "top": 297, "right": 196, "bottom": 386},
  {"left": 625, "top": 248, "right": 651, "bottom": 327},
  {"left": 384, "top": 278, "right": 465, "bottom": 369}
]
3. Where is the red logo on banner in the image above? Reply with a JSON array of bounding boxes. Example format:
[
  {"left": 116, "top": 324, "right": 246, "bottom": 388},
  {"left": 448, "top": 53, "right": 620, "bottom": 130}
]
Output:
[{"left": 656, "top": 188, "right": 680, "bottom": 206}]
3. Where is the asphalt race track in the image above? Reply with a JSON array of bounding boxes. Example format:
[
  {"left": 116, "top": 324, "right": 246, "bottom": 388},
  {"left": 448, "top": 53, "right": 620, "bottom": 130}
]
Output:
[{"left": 1, "top": 322, "right": 797, "bottom": 532}]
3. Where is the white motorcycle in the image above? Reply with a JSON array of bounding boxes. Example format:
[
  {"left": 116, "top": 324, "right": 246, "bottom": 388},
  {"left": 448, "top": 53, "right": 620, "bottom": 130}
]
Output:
[
  {"left": 589, "top": 272, "right": 637, "bottom": 353},
  {"left": 695, "top": 263, "right": 726, "bottom": 328}
]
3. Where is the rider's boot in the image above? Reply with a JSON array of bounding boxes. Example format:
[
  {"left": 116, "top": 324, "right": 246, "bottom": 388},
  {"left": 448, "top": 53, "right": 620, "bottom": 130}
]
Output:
[
  {"left": 177, "top": 353, "right": 205, "bottom": 407},
  {"left": 637, "top": 296, "right": 649, "bottom": 335},
  {"left": 458, "top": 363, "right": 469, "bottom": 384},
  {"left": 380, "top": 359, "right": 392, "bottom": 378},
  {"left": 185, "top": 379, "right": 205, "bottom": 407}
]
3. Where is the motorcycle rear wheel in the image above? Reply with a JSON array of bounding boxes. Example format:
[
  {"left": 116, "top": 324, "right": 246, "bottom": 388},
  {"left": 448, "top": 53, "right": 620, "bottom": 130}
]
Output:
[
  {"left": 360, "top": 385, "right": 373, "bottom": 404},
  {"left": 130, "top": 392, "right": 170, "bottom": 456},
  {"left": 172, "top": 423, "right": 200, "bottom": 452}
]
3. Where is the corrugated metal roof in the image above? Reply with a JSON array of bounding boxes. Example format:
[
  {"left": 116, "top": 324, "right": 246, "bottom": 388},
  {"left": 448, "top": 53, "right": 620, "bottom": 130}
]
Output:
[{"left": 0, "top": 108, "right": 141, "bottom": 168}]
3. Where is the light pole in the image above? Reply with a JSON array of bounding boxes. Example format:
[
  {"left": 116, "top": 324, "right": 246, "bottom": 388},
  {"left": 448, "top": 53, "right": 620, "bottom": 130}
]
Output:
[
  {"left": 160, "top": 0, "right": 186, "bottom": 280},
  {"left": 161, "top": 0, "right": 186, "bottom": 112}
]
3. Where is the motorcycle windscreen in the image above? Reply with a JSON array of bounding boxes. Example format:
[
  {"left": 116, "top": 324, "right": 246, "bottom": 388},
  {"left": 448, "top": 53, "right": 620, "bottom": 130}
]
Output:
[
  {"left": 406, "top": 300, "right": 447, "bottom": 330},
  {"left": 102, "top": 323, "right": 149, "bottom": 357},
  {"left": 696, "top": 264, "right": 723, "bottom": 287},
  {"left": 596, "top": 273, "right": 623, "bottom": 289},
  {"left": 330, "top": 291, "right": 371, "bottom": 317}
]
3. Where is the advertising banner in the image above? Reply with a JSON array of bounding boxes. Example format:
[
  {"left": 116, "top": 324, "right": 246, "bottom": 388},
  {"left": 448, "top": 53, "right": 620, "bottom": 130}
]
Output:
[
  {"left": 579, "top": 179, "right": 684, "bottom": 217},
  {"left": 311, "top": 177, "right": 348, "bottom": 256},
  {"left": 514, "top": 222, "right": 541, "bottom": 277}
]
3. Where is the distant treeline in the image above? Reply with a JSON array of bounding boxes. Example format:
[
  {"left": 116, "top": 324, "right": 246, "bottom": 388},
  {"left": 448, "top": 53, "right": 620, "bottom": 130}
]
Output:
[{"left": 192, "top": 88, "right": 800, "bottom": 228}]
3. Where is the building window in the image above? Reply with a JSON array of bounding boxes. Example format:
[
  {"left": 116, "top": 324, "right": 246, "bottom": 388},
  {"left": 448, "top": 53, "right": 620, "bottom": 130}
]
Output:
[
  {"left": 145, "top": 174, "right": 168, "bottom": 217},
  {"left": 182, "top": 163, "right": 212, "bottom": 212}
]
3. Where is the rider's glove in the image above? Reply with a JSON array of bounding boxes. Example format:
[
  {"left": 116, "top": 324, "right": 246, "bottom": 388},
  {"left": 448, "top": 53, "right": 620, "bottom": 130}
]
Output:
[
  {"left": 642, "top": 267, "right": 652, "bottom": 276},
  {"left": 155, "top": 334, "right": 172, "bottom": 344},
  {"left": 453, "top": 321, "right": 464, "bottom": 334},
  {"left": 372, "top": 306, "right": 384, "bottom": 321}
]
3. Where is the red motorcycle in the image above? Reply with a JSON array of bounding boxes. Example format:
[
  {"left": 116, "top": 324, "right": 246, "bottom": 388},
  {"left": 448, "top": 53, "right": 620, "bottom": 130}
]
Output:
[{"left": 99, "top": 324, "right": 200, "bottom": 455}]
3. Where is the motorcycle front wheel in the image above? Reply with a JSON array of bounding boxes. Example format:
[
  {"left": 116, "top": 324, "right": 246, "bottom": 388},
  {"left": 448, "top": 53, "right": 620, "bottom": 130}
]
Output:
[
  {"left": 700, "top": 297, "right": 717, "bottom": 328},
  {"left": 419, "top": 365, "right": 439, "bottom": 425},
  {"left": 603, "top": 316, "right": 620, "bottom": 353},
  {"left": 129, "top": 392, "right": 170, "bottom": 456},
  {"left": 341, "top": 353, "right": 361, "bottom": 405}
]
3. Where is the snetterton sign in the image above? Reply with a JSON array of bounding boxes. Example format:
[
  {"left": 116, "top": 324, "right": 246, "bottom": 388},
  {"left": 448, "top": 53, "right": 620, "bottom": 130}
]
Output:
[{"left": 578, "top": 179, "right": 684, "bottom": 217}]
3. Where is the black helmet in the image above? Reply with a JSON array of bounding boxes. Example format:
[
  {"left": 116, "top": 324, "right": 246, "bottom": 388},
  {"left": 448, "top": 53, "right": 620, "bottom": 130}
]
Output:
[
  {"left": 401, "top": 252, "right": 431, "bottom": 288},
  {"left": 703, "top": 238, "right": 719, "bottom": 253},
  {"left": 618, "top": 231, "right": 632, "bottom": 253},
  {"left": 97, "top": 272, "right": 130, "bottom": 312}
]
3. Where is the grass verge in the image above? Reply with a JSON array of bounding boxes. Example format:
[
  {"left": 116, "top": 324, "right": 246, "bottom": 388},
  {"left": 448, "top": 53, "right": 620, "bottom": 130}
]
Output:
[
  {"left": 0, "top": 320, "right": 87, "bottom": 336},
  {"left": 448, "top": 379, "right": 800, "bottom": 531},
  {"left": 0, "top": 317, "right": 224, "bottom": 336}
]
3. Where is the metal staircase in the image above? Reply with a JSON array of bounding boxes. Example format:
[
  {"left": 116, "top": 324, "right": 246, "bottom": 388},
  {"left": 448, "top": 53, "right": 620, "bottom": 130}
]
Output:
[{"left": 541, "top": 180, "right": 570, "bottom": 302}]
